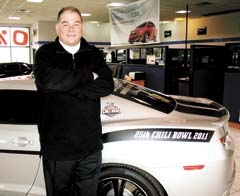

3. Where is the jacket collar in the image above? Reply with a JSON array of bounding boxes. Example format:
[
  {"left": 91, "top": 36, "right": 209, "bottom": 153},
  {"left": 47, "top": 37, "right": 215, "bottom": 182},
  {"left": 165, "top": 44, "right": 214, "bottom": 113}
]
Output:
[{"left": 54, "top": 37, "right": 90, "bottom": 53}]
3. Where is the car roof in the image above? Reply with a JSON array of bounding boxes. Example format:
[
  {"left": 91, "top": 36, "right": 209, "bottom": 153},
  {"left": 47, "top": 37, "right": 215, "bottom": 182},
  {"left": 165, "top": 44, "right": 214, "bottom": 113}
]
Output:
[{"left": 0, "top": 79, "right": 36, "bottom": 90}]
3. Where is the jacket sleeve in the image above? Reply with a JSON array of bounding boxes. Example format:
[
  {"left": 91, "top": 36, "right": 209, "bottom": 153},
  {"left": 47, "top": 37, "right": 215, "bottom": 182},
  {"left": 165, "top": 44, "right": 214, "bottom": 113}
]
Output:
[
  {"left": 34, "top": 44, "right": 93, "bottom": 92},
  {"left": 70, "top": 47, "right": 114, "bottom": 99}
]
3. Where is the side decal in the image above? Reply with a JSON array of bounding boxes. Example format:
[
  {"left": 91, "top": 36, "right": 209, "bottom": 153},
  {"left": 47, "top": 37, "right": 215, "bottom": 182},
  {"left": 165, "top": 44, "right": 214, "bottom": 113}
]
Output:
[
  {"left": 102, "top": 101, "right": 121, "bottom": 117},
  {"left": 102, "top": 128, "right": 214, "bottom": 143}
]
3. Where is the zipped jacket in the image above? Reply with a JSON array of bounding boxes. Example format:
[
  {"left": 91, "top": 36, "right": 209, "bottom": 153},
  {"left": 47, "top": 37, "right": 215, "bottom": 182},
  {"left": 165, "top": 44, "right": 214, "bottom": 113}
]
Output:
[{"left": 34, "top": 37, "right": 114, "bottom": 160}]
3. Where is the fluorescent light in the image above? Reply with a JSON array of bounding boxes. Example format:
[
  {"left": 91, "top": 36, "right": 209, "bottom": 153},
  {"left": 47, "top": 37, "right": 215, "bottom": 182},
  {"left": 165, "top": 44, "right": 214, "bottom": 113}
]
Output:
[
  {"left": 175, "top": 10, "right": 191, "bottom": 14},
  {"left": 8, "top": 16, "right": 21, "bottom": 20},
  {"left": 175, "top": 17, "right": 185, "bottom": 21},
  {"left": 17, "top": 9, "right": 31, "bottom": 13},
  {"left": 89, "top": 21, "right": 99, "bottom": 24},
  {"left": 26, "top": 0, "right": 44, "bottom": 3},
  {"left": 81, "top": 13, "right": 92, "bottom": 17},
  {"left": 160, "top": 21, "right": 172, "bottom": 24},
  {"left": 107, "top": 2, "right": 124, "bottom": 7}
]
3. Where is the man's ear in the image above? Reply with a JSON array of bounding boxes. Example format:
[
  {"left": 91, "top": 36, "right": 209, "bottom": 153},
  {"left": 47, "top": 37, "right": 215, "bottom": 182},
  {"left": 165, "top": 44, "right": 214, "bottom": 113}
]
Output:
[{"left": 55, "top": 24, "right": 59, "bottom": 35}]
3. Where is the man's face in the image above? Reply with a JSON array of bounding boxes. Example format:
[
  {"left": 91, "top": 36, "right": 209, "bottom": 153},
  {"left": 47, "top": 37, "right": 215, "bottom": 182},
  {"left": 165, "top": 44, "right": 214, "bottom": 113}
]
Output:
[{"left": 56, "top": 10, "right": 83, "bottom": 46}]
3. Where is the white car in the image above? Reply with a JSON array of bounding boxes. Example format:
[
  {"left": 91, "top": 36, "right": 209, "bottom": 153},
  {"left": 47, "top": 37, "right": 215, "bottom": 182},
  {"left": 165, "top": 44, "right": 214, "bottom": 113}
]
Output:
[{"left": 0, "top": 78, "right": 235, "bottom": 196}]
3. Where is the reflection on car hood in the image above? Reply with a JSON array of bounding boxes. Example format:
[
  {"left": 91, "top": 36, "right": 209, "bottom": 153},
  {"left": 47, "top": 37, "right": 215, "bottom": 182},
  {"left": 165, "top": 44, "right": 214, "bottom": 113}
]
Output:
[{"left": 113, "top": 79, "right": 228, "bottom": 119}]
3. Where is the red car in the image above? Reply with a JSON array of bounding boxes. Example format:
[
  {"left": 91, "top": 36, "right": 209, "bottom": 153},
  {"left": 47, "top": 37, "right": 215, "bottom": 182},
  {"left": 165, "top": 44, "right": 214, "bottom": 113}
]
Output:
[{"left": 128, "top": 21, "right": 157, "bottom": 44}]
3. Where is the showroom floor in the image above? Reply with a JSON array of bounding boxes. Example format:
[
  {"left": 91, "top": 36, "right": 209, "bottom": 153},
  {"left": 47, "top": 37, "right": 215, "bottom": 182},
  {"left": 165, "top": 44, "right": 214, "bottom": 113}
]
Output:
[{"left": 229, "top": 122, "right": 240, "bottom": 196}]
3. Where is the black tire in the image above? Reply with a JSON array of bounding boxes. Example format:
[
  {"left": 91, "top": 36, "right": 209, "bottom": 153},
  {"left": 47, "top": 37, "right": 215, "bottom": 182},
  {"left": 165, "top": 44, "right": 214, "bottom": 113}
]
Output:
[
  {"left": 143, "top": 33, "right": 150, "bottom": 43},
  {"left": 97, "top": 163, "right": 167, "bottom": 196}
]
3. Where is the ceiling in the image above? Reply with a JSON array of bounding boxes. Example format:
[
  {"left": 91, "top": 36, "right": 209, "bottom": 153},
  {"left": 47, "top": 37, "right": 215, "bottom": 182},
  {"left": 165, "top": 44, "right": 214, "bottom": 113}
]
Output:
[{"left": 1, "top": 0, "right": 240, "bottom": 25}]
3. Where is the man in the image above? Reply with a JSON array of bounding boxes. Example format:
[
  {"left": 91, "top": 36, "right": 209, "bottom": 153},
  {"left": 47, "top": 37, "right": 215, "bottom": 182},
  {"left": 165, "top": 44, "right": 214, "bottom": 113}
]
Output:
[{"left": 34, "top": 6, "right": 114, "bottom": 196}]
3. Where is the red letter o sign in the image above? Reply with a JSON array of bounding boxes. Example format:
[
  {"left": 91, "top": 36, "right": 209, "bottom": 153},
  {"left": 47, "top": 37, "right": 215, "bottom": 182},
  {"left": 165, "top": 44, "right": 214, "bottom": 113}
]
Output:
[{"left": 13, "top": 30, "right": 28, "bottom": 45}]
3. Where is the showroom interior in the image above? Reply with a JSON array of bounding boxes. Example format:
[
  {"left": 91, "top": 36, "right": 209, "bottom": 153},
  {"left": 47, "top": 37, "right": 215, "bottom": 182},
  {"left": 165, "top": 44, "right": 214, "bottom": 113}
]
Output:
[{"left": 0, "top": 0, "right": 240, "bottom": 195}]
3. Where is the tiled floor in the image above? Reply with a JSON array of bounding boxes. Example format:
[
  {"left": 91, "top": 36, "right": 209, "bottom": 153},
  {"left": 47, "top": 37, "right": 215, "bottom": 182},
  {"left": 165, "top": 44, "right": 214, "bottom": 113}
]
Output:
[{"left": 229, "top": 123, "right": 240, "bottom": 196}]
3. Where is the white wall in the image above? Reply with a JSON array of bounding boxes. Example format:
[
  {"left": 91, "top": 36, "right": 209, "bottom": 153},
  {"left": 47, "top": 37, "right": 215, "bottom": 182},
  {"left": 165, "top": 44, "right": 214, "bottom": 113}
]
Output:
[
  {"left": 160, "top": 12, "right": 240, "bottom": 48},
  {"left": 83, "top": 23, "right": 110, "bottom": 43},
  {"left": 31, "top": 21, "right": 111, "bottom": 50},
  {"left": 31, "top": 12, "right": 240, "bottom": 49},
  {"left": 2, "top": 11, "right": 240, "bottom": 62}
]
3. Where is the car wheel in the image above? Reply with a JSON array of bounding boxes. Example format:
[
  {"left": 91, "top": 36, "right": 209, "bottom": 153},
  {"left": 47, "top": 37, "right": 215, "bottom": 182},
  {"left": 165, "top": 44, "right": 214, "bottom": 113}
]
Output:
[
  {"left": 97, "top": 163, "right": 167, "bottom": 196},
  {"left": 143, "top": 33, "right": 150, "bottom": 43}
]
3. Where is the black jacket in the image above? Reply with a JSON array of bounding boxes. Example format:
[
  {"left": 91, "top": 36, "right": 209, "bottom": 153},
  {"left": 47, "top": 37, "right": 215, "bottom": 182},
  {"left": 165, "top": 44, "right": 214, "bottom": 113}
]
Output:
[{"left": 34, "top": 37, "right": 114, "bottom": 160}]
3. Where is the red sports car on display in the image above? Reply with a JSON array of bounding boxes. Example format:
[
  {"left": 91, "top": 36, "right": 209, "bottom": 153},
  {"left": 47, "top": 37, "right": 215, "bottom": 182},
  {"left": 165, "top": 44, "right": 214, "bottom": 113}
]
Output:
[{"left": 128, "top": 21, "right": 157, "bottom": 44}]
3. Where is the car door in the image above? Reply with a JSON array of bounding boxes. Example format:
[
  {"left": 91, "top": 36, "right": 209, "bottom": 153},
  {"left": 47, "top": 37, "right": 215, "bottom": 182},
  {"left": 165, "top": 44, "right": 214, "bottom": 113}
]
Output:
[{"left": 0, "top": 89, "right": 43, "bottom": 196}]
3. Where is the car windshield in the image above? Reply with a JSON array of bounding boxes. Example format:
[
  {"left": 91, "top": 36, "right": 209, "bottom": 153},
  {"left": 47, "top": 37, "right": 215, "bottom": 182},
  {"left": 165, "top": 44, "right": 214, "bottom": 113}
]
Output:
[
  {"left": 137, "top": 22, "right": 146, "bottom": 28},
  {"left": 148, "top": 22, "right": 155, "bottom": 27},
  {"left": 113, "top": 79, "right": 176, "bottom": 114}
]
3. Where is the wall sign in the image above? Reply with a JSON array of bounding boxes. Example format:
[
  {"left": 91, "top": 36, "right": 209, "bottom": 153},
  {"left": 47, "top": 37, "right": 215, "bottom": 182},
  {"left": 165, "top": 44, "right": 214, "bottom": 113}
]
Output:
[
  {"left": 164, "top": 30, "right": 172, "bottom": 38},
  {"left": 197, "top": 26, "right": 207, "bottom": 35},
  {"left": 0, "top": 27, "right": 30, "bottom": 63},
  {"left": 109, "top": 0, "right": 159, "bottom": 45},
  {"left": 0, "top": 27, "right": 29, "bottom": 46}
]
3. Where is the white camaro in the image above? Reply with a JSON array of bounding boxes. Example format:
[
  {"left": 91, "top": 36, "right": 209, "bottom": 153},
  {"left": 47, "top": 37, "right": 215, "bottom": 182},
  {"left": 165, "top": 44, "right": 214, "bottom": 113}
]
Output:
[{"left": 0, "top": 78, "right": 235, "bottom": 196}]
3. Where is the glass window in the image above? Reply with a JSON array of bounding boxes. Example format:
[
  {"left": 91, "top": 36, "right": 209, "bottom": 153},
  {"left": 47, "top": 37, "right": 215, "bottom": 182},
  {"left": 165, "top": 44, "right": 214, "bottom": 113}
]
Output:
[
  {"left": 11, "top": 47, "right": 30, "bottom": 63},
  {"left": 0, "top": 47, "right": 11, "bottom": 62},
  {"left": 0, "top": 27, "right": 30, "bottom": 63},
  {"left": 4, "top": 63, "right": 20, "bottom": 73}
]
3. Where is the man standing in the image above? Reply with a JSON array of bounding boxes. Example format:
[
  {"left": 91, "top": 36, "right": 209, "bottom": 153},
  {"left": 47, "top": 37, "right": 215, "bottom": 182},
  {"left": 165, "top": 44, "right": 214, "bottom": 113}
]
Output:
[{"left": 34, "top": 6, "right": 114, "bottom": 196}]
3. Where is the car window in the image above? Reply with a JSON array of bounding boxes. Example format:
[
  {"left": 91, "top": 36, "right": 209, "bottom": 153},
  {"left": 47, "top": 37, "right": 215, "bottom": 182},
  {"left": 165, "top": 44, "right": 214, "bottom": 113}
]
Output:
[
  {"left": 4, "top": 64, "right": 20, "bottom": 73},
  {"left": 20, "top": 64, "right": 28, "bottom": 72},
  {"left": 138, "top": 22, "right": 146, "bottom": 28},
  {"left": 113, "top": 79, "right": 176, "bottom": 114},
  {"left": 0, "top": 90, "right": 37, "bottom": 124},
  {"left": 148, "top": 22, "right": 155, "bottom": 27}
]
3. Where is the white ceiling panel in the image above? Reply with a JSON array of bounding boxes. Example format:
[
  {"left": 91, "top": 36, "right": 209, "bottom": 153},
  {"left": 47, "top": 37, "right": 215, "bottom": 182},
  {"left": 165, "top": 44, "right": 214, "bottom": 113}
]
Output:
[{"left": 0, "top": 0, "right": 240, "bottom": 25}]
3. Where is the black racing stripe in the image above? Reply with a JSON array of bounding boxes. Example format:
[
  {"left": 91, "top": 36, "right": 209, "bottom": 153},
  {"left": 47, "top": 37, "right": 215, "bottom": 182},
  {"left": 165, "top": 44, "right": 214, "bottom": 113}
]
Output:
[
  {"left": 0, "top": 149, "right": 40, "bottom": 155},
  {"left": 176, "top": 104, "right": 221, "bottom": 117},
  {"left": 175, "top": 100, "right": 227, "bottom": 117},
  {"left": 102, "top": 128, "right": 214, "bottom": 143}
]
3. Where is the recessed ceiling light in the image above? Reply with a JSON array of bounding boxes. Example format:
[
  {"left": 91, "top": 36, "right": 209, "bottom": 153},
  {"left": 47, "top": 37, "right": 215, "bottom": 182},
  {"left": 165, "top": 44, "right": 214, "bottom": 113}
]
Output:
[
  {"left": 8, "top": 16, "right": 21, "bottom": 20},
  {"left": 107, "top": 2, "right": 124, "bottom": 7},
  {"left": 26, "top": 0, "right": 44, "bottom": 3}
]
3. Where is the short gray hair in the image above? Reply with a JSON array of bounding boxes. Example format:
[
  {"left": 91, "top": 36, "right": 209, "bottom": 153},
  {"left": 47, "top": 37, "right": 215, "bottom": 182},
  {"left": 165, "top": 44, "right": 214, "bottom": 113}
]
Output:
[{"left": 57, "top": 6, "right": 83, "bottom": 22}]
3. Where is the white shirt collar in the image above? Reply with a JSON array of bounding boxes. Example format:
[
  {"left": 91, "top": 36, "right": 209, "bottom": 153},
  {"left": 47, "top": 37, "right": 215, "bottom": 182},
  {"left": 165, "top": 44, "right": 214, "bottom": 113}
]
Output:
[{"left": 59, "top": 40, "right": 80, "bottom": 54}]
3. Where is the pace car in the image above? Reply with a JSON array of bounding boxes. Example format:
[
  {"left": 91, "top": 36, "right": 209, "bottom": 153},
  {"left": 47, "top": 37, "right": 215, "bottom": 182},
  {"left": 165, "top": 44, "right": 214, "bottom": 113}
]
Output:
[{"left": 0, "top": 78, "right": 235, "bottom": 196}]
